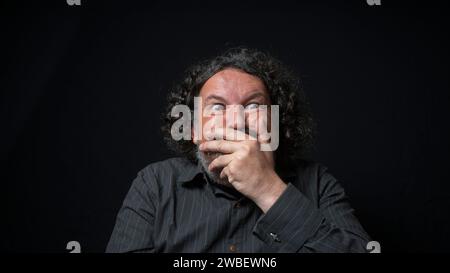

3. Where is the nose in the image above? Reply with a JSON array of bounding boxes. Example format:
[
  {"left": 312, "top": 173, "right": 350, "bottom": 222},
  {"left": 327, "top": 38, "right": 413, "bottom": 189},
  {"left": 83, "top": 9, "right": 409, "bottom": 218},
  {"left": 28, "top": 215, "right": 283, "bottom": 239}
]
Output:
[{"left": 225, "top": 105, "right": 245, "bottom": 132}]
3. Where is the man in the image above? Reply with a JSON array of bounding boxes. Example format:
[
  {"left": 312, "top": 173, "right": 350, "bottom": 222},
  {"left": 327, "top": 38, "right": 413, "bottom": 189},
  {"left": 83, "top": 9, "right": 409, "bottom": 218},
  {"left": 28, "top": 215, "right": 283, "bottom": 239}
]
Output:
[{"left": 106, "top": 48, "right": 371, "bottom": 253}]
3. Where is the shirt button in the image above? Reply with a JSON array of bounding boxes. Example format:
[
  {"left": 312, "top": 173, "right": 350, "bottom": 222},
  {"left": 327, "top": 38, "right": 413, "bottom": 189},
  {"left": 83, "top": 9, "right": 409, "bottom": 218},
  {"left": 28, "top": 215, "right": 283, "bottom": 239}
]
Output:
[{"left": 229, "top": 244, "right": 237, "bottom": 252}]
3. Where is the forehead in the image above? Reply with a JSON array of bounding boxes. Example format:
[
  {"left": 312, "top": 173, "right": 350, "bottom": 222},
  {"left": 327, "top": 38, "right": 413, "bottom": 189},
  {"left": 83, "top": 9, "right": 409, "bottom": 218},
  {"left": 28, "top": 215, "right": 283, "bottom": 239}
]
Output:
[{"left": 199, "top": 68, "right": 268, "bottom": 102}]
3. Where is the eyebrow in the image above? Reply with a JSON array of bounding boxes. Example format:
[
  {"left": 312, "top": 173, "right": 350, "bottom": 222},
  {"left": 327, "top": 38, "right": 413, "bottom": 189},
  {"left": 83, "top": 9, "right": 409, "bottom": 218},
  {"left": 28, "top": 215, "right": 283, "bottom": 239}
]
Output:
[
  {"left": 204, "top": 90, "right": 268, "bottom": 104},
  {"left": 245, "top": 91, "right": 268, "bottom": 102},
  {"left": 204, "top": 94, "right": 227, "bottom": 104}
]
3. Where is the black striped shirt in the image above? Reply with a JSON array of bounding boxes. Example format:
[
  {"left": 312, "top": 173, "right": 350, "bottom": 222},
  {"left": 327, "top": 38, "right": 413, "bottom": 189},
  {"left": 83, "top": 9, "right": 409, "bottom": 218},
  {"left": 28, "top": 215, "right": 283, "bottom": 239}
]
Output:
[{"left": 106, "top": 157, "right": 370, "bottom": 253}]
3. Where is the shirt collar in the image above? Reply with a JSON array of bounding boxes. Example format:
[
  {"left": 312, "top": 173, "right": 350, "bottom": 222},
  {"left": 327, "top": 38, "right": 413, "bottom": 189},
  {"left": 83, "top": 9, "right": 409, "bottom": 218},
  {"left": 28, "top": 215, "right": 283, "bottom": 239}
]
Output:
[{"left": 179, "top": 160, "right": 204, "bottom": 184}]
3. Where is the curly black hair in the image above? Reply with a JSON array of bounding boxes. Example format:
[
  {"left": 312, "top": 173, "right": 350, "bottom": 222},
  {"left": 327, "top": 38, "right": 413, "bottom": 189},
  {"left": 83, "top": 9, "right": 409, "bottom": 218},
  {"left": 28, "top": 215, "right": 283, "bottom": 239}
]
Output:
[{"left": 161, "top": 47, "right": 316, "bottom": 169}]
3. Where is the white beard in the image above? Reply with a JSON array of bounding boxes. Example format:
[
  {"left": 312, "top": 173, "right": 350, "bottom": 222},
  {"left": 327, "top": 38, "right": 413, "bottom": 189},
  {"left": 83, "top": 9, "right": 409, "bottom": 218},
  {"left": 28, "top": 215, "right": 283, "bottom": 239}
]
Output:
[{"left": 195, "top": 147, "right": 232, "bottom": 187}]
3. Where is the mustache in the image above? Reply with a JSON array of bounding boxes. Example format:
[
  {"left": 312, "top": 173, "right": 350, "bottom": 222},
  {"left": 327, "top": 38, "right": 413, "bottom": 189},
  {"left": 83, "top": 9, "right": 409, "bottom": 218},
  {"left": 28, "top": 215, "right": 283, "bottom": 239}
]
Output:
[{"left": 195, "top": 146, "right": 231, "bottom": 186}]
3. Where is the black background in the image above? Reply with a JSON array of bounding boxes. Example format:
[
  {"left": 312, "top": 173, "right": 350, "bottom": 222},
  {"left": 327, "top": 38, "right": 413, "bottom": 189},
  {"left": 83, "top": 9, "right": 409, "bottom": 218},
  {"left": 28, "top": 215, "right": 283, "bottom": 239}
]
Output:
[{"left": 1, "top": 0, "right": 449, "bottom": 252}]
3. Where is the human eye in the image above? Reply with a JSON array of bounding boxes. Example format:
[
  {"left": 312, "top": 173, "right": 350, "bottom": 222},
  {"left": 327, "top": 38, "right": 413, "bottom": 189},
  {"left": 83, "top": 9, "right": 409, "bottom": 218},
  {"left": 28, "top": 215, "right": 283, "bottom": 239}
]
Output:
[
  {"left": 245, "top": 103, "right": 260, "bottom": 110},
  {"left": 210, "top": 103, "right": 225, "bottom": 112}
]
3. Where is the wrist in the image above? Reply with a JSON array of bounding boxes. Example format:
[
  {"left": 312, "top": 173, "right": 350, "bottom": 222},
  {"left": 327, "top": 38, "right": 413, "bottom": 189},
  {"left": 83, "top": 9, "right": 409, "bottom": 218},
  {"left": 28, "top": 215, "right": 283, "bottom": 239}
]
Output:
[{"left": 254, "top": 171, "right": 287, "bottom": 213}]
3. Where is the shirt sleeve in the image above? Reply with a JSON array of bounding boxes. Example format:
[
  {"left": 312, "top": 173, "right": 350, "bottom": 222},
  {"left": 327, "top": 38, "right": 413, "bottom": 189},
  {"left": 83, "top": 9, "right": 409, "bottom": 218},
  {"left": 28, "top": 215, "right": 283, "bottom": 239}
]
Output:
[
  {"left": 105, "top": 167, "right": 158, "bottom": 253},
  {"left": 252, "top": 166, "right": 371, "bottom": 253}
]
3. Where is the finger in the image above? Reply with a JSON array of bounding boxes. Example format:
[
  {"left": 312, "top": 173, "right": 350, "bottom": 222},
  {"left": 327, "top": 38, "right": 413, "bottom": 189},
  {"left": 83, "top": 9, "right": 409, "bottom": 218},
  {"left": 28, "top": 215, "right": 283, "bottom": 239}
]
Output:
[
  {"left": 257, "top": 108, "right": 271, "bottom": 143},
  {"left": 209, "top": 154, "right": 234, "bottom": 171},
  {"left": 203, "top": 127, "right": 256, "bottom": 142},
  {"left": 199, "top": 140, "right": 241, "bottom": 154},
  {"left": 220, "top": 166, "right": 230, "bottom": 180}
]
